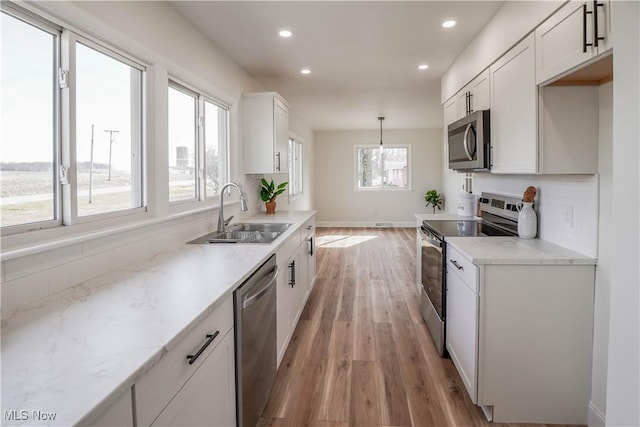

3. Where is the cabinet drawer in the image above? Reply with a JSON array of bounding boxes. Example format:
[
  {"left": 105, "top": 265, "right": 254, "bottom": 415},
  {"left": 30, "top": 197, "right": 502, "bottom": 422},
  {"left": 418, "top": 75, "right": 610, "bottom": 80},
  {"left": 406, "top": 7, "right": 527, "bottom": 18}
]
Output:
[
  {"left": 136, "top": 296, "right": 233, "bottom": 427},
  {"left": 300, "top": 217, "right": 315, "bottom": 242},
  {"left": 446, "top": 245, "right": 478, "bottom": 292}
]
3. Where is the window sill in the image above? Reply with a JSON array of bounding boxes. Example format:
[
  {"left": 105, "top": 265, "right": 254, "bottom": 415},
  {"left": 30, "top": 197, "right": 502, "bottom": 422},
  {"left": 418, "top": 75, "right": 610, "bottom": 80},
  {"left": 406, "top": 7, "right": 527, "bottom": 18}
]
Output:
[{"left": 0, "top": 201, "right": 238, "bottom": 262}]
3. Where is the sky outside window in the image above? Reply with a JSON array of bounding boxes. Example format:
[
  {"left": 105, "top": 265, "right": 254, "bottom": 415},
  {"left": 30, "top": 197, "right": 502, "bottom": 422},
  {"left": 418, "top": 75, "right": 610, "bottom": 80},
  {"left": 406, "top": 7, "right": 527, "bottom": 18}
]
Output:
[{"left": 1, "top": 12, "right": 56, "bottom": 227}]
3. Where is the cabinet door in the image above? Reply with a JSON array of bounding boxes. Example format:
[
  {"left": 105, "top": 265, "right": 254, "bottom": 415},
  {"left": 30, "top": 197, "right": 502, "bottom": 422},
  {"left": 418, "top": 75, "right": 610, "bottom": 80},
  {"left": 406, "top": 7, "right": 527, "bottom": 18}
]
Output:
[
  {"left": 457, "top": 89, "right": 469, "bottom": 119},
  {"left": 243, "top": 92, "right": 289, "bottom": 174},
  {"left": 535, "top": 1, "right": 595, "bottom": 84},
  {"left": 274, "top": 98, "right": 289, "bottom": 173},
  {"left": 151, "top": 330, "right": 236, "bottom": 427},
  {"left": 469, "top": 69, "right": 490, "bottom": 112},
  {"left": 446, "top": 268, "right": 478, "bottom": 403},
  {"left": 490, "top": 33, "right": 537, "bottom": 174},
  {"left": 276, "top": 259, "right": 291, "bottom": 365},
  {"left": 89, "top": 388, "right": 133, "bottom": 427},
  {"left": 307, "top": 235, "right": 316, "bottom": 289},
  {"left": 595, "top": 0, "right": 612, "bottom": 52}
]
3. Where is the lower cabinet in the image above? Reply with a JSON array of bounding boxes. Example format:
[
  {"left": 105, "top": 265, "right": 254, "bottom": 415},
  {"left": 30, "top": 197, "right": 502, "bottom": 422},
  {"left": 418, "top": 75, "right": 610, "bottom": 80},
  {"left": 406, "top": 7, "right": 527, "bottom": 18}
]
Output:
[
  {"left": 445, "top": 247, "right": 479, "bottom": 404},
  {"left": 445, "top": 243, "right": 595, "bottom": 424},
  {"left": 135, "top": 296, "right": 235, "bottom": 427},
  {"left": 151, "top": 330, "right": 235, "bottom": 427},
  {"left": 89, "top": 387, "right": 134, "bottom": 427},
  {"left": 276, "top": 216, "right": 316, "bottom": 366}
]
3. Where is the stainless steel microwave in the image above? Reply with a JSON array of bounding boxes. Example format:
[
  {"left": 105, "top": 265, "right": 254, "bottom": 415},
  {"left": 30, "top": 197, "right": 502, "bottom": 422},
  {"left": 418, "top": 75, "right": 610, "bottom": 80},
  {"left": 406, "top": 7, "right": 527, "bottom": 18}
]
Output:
[{"left": 447, "top": 109, "right": 490, "bottom": 171}]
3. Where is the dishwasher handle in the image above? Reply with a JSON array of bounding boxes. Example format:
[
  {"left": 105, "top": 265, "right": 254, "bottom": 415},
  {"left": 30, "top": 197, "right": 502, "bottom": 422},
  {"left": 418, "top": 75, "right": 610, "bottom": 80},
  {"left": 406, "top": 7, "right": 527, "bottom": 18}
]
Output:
[{"left": 242, "top": 265, "right": 278, "bottom": 309}]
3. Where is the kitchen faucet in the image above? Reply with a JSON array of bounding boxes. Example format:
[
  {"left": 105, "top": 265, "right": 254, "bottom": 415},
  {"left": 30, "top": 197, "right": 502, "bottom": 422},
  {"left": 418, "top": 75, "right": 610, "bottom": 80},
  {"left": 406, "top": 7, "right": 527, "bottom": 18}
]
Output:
[{"left": 218, "top": 182, "right": 249, "bottom": 232}]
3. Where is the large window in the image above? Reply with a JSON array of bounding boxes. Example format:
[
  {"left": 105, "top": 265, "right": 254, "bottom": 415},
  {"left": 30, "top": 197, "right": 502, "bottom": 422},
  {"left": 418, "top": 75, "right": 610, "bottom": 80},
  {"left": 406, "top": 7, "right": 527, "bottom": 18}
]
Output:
[
  {"left": 355, "top": 145, "right": 411, "bottom": 190},
  {"left": 75, "top": 40, "right": 144, "bottom": 217},
  {"left": 1, "top": 9, "right": 59, "bottom": 228},
  {"left": 1, "top": 6, "right": 146, "bottom": 233},
  {"left": 168, "top": 80, "right": 228, "bottom": 204},
  {"left": 288, "top": 137, "right": 303, "bottom": 198}
]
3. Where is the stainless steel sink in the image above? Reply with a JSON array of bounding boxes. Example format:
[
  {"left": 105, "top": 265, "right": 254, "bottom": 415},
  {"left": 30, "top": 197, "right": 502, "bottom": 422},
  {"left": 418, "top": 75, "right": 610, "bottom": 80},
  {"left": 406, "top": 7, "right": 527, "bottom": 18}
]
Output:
[
  {"left": 230, "top": 223, "right": 292, "bottom": 233},
  {"left": 187, "top": 223, "right": 291, "bottom": 244}
]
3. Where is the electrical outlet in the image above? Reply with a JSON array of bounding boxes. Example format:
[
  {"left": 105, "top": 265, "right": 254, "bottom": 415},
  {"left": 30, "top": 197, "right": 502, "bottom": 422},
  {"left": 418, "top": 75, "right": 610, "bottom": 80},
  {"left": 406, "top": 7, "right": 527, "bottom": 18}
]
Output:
[{"left": 564, "top": 205, "right": 574, "bottom": 230}]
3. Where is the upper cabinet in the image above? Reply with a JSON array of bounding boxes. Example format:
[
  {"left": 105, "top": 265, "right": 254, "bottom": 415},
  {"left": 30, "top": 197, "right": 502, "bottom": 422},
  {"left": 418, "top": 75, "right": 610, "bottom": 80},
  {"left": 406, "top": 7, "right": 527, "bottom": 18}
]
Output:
[
  {"left": 536, "top": 0, "right": 613, "bottom": 85},
  {"left": 455, "top": 69, "right": 491, "bottom": 121},
  {"left": 243, "top": 92, "right": 289, "bottom": 174},
  {"left": 490, "top": 33, "right": 537, "bottom": 174}
]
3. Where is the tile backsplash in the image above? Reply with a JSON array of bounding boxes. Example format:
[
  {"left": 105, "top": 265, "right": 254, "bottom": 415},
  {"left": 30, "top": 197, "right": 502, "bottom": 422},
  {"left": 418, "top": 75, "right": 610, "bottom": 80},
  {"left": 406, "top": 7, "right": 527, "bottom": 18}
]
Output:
[{"left": 474, "top": 173, "right": 599, "bottom": 257}]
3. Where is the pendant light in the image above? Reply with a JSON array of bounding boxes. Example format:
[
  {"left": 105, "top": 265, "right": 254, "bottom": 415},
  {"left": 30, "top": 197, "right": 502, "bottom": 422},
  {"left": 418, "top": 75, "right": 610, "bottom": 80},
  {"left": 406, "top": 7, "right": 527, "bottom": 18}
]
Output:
[{"left": 378, "top": 116, "right": 385, "bottom": 152}]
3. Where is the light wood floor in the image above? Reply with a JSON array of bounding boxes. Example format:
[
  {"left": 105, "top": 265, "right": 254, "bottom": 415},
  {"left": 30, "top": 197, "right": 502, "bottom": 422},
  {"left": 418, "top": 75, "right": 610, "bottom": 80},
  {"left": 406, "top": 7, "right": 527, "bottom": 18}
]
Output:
[{"left": 258, "top": 228, "right": 583, "bottom": 427}]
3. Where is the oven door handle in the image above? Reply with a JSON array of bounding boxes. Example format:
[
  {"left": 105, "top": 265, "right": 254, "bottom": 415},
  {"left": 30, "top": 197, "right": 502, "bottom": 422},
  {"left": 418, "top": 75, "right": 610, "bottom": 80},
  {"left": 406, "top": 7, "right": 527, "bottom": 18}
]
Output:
[{"left": 420, "top": 227, "right": 443, "bottom": 248}]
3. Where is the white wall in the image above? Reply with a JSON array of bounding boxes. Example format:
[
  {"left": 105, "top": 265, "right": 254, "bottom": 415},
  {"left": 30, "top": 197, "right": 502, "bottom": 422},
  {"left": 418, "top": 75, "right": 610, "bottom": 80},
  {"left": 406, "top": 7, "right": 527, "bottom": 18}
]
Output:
[
  {"left": 606, "top": 1, "right": 640, "bottom": 425},
  {"left": 314, "top": 129, "right": 442, "bottom": 226},
  {"left": 0, "top": 1, "right": 306, "bottom": 314},
  {"left": 589, "top": 81, "right": 613, "bottom": 427}
]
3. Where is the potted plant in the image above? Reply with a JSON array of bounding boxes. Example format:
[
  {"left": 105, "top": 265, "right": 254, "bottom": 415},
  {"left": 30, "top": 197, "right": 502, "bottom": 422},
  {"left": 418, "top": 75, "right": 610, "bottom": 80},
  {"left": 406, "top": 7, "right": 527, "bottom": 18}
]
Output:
[
  {"left": 261, "top": 178, "right": 288, "bottom": 214},
  {"left": 425, "top": 189, "right": 443, "bottom": 214}
]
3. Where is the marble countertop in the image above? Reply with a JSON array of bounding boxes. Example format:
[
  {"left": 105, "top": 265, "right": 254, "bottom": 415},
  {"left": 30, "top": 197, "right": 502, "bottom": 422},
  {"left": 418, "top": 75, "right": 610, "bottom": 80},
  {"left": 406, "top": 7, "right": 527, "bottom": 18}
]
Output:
[
  {"left": 446, "top": 237, "right": 597, "bottom": 265},
  {"left": 1, "top": 210, "right": 315, "bottom": 427}
]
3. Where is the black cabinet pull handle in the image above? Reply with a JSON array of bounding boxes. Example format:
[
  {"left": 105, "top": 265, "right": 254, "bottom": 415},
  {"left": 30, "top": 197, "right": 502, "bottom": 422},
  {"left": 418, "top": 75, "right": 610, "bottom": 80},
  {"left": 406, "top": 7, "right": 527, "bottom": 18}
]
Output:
[
  {"left": 186, "top": 330, "right": 219, "bottom": 365},
  {"left": 308, "top": 236, "right": 314, "bottom": 257},
  {"left": 289, "top": 260, "right": 296, "bottom": 287},
  {"left": 594, "top": 1, "right": 605, "bottom": 47},
  {"left": 275, "top": 152, "right": 281, "bottom": 171},
  {"left": 450, "top": 259, "right": 464, "bottom": 271},
  {"left": 583, "top": 4, "right": 593, "bottom": 53}
]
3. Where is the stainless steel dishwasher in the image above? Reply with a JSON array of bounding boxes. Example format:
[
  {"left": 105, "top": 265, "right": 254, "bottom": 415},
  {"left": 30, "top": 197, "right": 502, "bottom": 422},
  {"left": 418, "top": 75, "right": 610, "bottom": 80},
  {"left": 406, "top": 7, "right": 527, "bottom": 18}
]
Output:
[{"left": 234, "top": 254, "right": 278, "bottom": 427}]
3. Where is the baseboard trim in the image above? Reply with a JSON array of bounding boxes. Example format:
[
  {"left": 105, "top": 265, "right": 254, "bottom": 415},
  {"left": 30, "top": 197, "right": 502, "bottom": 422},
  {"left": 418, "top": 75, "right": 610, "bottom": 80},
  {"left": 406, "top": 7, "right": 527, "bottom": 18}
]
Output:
[
  {"left": 587, "top": 401, "right": 606, "bottom": 427},
  {"left": 316, "top": 221, "right": 415, "bottom": 228}
]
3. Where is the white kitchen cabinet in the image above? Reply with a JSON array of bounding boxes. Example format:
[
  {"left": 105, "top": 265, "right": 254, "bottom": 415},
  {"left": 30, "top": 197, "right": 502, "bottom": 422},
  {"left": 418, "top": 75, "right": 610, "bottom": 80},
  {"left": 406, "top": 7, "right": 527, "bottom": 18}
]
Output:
[
  {"left": 445, "top": 245, "right": 479, "bottom": 403},
  {"left": 457, "top": 69, "right": 491, "bottom": 118},
  {"left": 89, "top": 387, "right": 134, "bottom": 427},
  {"left": 489, "top": 33, "right": 537, "bottom": 174},
  {"left": 276, "top": 216, "right": 316, "bottom": 366},
  {"left": 444, "top": 242, "right": 595, "bottom": 424},
  {"left": 151, "top": 330, "right": 235, "bottom": 427},
  {"left": 536, "top": 0, "right": 613, "bottom": 85},
  {"left": 135, "top": 297, "right": 234, "bottom": 427},
  {"left": 243, "top": 92, "right": 289, "bottom": 174}
]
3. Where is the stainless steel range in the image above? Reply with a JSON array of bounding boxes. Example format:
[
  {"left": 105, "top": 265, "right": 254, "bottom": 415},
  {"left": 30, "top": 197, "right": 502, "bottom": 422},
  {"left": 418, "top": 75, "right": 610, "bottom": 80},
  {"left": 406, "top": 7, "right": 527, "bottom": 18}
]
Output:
[{"left": 417, "top": 192, "right": 521, "bottom": 356}]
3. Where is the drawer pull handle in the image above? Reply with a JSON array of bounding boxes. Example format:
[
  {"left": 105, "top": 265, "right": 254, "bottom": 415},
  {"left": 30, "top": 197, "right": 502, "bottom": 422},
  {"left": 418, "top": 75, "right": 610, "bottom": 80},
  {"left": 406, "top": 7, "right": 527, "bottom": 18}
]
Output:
[
  {"left": 450, "top": 260, "right": 464, "bottom": 271},
  {"left": 187, "top": 330, "right": 220, "bottom": 365}
]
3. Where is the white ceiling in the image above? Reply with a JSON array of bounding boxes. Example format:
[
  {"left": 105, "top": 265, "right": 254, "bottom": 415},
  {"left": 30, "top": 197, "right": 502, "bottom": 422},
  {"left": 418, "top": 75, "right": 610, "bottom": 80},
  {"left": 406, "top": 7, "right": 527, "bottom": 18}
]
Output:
[{"left": 171, "top": 1, "right": 504, "bottom": 130}]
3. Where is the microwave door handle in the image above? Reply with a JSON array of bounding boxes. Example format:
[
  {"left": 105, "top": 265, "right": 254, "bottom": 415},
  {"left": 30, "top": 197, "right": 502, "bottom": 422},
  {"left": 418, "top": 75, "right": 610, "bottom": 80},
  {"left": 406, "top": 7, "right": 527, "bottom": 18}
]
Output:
[{"left": 463, "top": 123, "right": 474, "bottom": 161}]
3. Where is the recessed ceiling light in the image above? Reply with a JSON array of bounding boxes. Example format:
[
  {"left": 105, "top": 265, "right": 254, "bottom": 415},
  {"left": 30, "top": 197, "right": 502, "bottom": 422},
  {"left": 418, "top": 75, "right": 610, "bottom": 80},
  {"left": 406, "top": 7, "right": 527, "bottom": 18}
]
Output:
[
  {"left": 418, "top": 64, "right": 429, "bottom": 70},
  {"left": 279, "top": 29, "right": 292, "bottom": 38},
  {"left": 442, "top": 20, "right": 456, "bottom": 28},
  {"left": 300, "top": 68, "right": 311, "bottom": 75}
]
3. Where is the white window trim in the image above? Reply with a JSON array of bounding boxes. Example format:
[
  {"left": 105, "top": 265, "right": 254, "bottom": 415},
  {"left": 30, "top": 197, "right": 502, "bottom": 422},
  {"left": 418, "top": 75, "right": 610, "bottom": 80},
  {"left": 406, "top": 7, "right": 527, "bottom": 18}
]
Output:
[
  {"left": 353, "top": 144, "right": 412, "bottom": 191},
  {"left": 0, "top": 4, "right": 63, "bottom": 235},
  {"left": 63, "top": 30, "right": 148, "bottom": 226},
  {"left": 167, "top": 77, "right": 230, "bottom": 214},
  {"left": 1, "top": 4, "right": 151, "bottom": 237}
]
